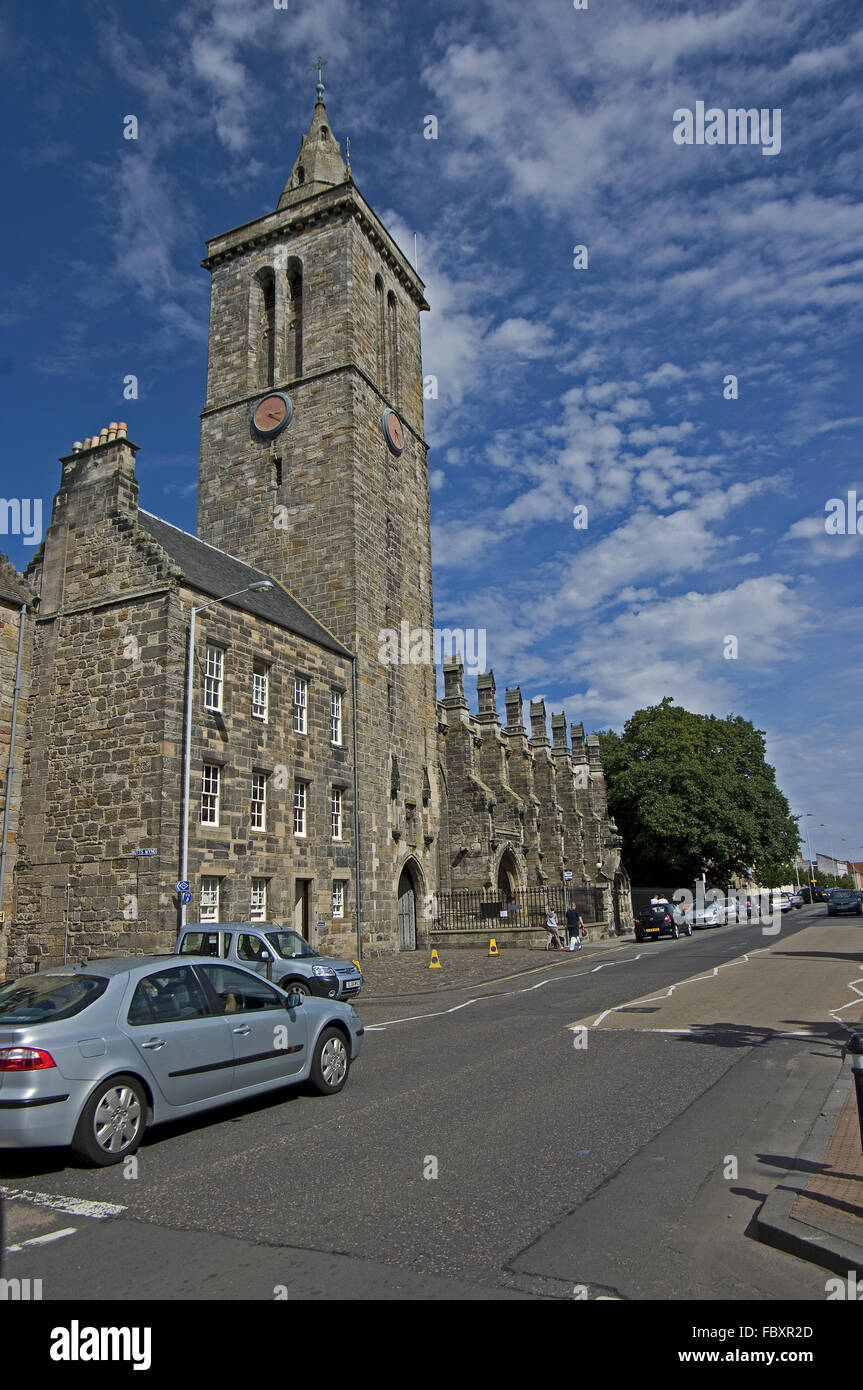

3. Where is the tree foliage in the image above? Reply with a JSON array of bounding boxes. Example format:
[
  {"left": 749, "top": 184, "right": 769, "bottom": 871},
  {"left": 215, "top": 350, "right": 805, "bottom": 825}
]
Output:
[{"left": 597, "top": 697, "right": 799, "bottom": 887}]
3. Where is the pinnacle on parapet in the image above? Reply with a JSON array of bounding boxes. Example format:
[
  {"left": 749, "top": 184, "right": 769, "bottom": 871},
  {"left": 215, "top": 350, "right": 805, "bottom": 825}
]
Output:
[
  {"left": 551, "top": 712, "right": 569, "bottom": 751},
  {"left": 441, "top": 655, "right": 468, "bottom": 708},
  {"left": 529, "top": 698, "right": 550, "bottom": 745},
  {"left": 505, "top": 685, "right": 525, "bottom": 733},
  {"left": 476, "top": 670, "right": 498, "bottom": 721}
]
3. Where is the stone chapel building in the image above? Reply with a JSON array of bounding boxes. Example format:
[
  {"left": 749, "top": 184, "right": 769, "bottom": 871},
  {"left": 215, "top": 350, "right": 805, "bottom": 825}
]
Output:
[{"left": 0, "top": 87, "right": 629, "bottom": 978}]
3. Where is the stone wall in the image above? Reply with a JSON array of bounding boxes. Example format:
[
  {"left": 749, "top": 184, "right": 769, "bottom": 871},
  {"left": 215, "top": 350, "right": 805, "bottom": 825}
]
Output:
[
  {"left": 436, "top": 658, "right": 629, "bottom": 932},
  {"left": 0, "top": 562, "right": 33, "bottom": 978}
]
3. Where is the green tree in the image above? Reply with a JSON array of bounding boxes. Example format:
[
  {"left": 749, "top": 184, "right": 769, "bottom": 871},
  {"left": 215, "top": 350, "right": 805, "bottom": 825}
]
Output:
[{"left": 597, "top": 697, "right": 799, "bottom": 886}]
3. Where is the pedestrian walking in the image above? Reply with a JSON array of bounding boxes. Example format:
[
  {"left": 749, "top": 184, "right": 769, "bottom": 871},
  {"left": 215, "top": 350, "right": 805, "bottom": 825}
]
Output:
[
  {"left": 565, "top": 901, "right": 584, "bottom": 951},
  {"left": 544, "top": 908, "right": 565, "bottom": 950}
]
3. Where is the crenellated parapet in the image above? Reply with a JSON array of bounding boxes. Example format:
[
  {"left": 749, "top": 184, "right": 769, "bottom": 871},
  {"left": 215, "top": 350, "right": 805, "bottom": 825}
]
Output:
[{"left": 436, "top": 673, "right": 625, "bottom": 919}]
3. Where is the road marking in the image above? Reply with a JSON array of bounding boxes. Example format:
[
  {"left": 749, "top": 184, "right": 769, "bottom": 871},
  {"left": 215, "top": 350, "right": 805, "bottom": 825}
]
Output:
[
  {"left": 828, "top": 973, "right": 863, "bottom": 1032},
  {"left": 0, "top": 1187, "right": 126, "bottom": 1220},
  {"left": 606, "top": 1027, "right": 835, "bottom": 1039},
  {"left": 6, "top": 1227, "right": 77, "bottom": 1253},
  {"left": 578, "top": 948, "right": 772, "bottom": 1029},
  {"left": 365, "top": 951, "right": 656, "bottom": 1029}
]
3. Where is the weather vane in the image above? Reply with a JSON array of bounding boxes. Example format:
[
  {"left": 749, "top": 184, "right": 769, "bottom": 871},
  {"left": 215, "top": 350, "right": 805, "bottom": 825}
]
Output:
[{"left": 307, "top": 55, "right": 327, "bottom": 103}]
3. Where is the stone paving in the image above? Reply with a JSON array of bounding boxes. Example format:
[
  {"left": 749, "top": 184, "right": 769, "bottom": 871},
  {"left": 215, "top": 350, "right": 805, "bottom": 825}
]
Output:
[{"left": 792, "top": 1083, "right": 863, "bottom": 1246}]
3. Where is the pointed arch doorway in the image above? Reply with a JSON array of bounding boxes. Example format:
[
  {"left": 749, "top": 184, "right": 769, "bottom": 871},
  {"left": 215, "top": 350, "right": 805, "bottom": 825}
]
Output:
[
  {"left": 497, "top": 850, "right": 519, "bottom": 902},
  {"left": 397, "top": 864, "right": 418, "bottom": 951}
]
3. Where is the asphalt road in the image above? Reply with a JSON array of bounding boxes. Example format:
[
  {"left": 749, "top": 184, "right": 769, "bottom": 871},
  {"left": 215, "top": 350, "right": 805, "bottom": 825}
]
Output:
[{"left": 1, "top": 903, "right": 858, "bottom": 1301}]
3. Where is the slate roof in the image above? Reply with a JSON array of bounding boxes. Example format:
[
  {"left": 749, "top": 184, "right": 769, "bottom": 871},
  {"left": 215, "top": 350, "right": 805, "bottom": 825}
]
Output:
[{"left": 137, "top": 510, "right": 351, "bottom": 659}]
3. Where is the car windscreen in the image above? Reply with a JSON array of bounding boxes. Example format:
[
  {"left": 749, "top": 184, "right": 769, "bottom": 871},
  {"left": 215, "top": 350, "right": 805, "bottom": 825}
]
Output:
[
  {"left": 264, "top": 930, "right": 318, "bottom": 959},
  {"left": 832, "top": 891, "right": 857, "bottom": 901},
  {"left": 0, "top": 973, "right": 109, "bottom": 1024}
]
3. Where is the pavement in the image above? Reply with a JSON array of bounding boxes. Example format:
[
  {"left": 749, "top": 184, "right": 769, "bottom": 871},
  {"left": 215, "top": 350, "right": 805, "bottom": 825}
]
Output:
[
  {"left": 356, "top": 934, "right": 614, "bottom": 999},
  {"left": 358, "top": 923, "right": 863, "bottom": 1281}
]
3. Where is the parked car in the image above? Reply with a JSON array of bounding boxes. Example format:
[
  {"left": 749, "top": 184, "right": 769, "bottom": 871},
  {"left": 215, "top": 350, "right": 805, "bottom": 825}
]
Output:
[
  {"left": 771, "top": 892, "right": 794, "bottom": 914},
  {"left": 635, "top": 902, "right": 692, "bottom": 942},
  {"left": 0, "top": 957, "right": 363, "bottom": 1166},
  {"left": 788, "top": 892, "right": 804, "bottom": 909},
  {"left": 827, "top": 890, "right": 863, "bottom": 917},
  {"left": 689, "top": 899, "right": 727, "bottom": 929},
  {"left": 175, "top": 924, "right": 363, "bottom": 1001}
]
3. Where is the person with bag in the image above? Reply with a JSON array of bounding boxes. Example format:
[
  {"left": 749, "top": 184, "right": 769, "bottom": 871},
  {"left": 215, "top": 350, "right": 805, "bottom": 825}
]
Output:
[
  {"left": 544, "top": 907, "right": 565, "bottom": 950},
  {"left": 565, "top": 901, "right": 584, "bottom": 951}
]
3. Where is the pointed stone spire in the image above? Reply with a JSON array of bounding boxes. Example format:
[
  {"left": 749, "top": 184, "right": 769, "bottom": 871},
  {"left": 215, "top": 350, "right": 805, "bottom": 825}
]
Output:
[{"left": 278, "top": 89, "right": 349, "bottom": 210}]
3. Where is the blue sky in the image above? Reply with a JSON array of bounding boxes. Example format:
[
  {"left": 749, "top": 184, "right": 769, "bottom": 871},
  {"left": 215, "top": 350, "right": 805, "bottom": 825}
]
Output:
[{"left": 1, "top": 0, "right": 861, "bottom": 864}]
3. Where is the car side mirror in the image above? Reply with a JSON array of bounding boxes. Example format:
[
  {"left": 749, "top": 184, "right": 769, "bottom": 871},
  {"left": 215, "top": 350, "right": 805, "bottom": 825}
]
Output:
[
  {"left": 285, "top": 989, "right": 304, "bottom": 1008},
  {"left": 259, "top": 950, "right": 272, "bottom": 961}
]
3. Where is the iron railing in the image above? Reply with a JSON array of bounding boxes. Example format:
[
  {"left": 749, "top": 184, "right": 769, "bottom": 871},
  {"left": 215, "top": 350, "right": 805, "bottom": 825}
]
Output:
[{"left": 432, "top": 884, "right": 607, "bottom": 932}]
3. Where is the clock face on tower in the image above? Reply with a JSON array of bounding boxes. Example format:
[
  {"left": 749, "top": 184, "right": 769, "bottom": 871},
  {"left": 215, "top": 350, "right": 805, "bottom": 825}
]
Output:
[
  {"left": 252, "top": 392, "right": 294, "bottom": 438},
  {"left": 381, "top": 407, "right": 404, "bottom": 456}
]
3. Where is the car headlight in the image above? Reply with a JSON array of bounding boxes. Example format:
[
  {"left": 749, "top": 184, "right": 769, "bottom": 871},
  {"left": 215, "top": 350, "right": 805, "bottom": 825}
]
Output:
[{"left": 312, "top": 965, "right": 336, "bottom": 978}]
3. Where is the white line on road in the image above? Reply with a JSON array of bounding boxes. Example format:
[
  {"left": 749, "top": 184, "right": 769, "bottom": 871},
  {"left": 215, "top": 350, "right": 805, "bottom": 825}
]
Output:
[
  {"left": 585, "top": 949, "right": 771, "bottom": 1028},
  {"left": 0, "top": 1187, "right": 126, "bottom": 1220},
  {"left": 6, "top": 1227, "right": 77, "bottom": 1253},
  {"left": 365, "top": 951, "right": 653, "bottom": 1029}
]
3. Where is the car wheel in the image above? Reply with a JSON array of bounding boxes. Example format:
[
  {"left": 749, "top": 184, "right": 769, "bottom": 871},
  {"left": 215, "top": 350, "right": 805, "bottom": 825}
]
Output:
[
  {"left": 671, "top": 923, "right": 679, "bottom": 939},
  {"left": 685, "top": 922, "right": 692, "bottom": 936},
  {"left": 279, "top": 978, "right": 310, "bottom": 996},
  {"left": 72, "top": 1074, "right": 147, "bottom": 1167},
  {"left": 309, "top": 1027, "right": 350, "bottom": 1095}
]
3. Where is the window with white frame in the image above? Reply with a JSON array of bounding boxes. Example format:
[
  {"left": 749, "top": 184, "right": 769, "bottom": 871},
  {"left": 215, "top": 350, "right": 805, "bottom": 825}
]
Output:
[
  {"left": 250, "top": 878, "right": 268, "bottom": 921},
  {"left": 293, "top": 678, "right": 308, "bottom": 734},
  {"left": 201, "top": 764, "right": 220, "bottom": 826},
  {"left": 330, "top": 690, "right": 342, "bottom": 745},
  {"left": 204, "top": 646, "right": 224, "bottom": 712},
  {"left": 251, "top": 771, "right": 267, "bottom": 831},
  {"left": 293, "top": 780, "right": 307, "bottom": 836},
  {"left": 332, "top": 881, "right": 345, "bottom": 918},
  {"left": 252, "top": 660, "right": 269, "bottom": 721},
  {"left": 200, "top": 877, "right": 220, "bottom": 922},
  {"left": 331, "top": 787, "right": 342, "bottom": 840}
]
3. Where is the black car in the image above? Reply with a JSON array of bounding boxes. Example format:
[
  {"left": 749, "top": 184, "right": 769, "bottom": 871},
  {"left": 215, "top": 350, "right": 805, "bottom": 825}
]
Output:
[
  {"left": 635, "top": 902, "right": 692, "bottom": 943},
  {"left": 827, "top": 890, "right": 862, "bottom": 917}
]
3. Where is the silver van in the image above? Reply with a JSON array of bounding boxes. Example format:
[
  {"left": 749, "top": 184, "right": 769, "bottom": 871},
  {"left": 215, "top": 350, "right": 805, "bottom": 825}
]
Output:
[{"left": 174, "top": 924, "right": 363, "bottom": 1001}]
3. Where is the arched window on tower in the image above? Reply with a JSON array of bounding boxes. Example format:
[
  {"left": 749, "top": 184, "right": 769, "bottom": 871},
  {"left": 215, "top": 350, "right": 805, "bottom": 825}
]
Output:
[
  {"left": 286, "top": 257, "right": 303, "bottom": 380},
  {"left": 387, "top": 290, "right": 399, "bottom": 404},
  {"left": 249, "top": 268, "right": 276, "bottom": 389},
  {"left": 375, "top": 275, "right": 386, "bottom": 392}
]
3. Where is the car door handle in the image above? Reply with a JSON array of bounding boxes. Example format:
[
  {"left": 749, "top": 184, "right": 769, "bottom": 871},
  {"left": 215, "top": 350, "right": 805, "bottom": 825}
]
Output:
[
  {"left": 232, "top": 1025, "right": 252, "bottom": 1036},
  {"left": 141, "top": 1039, "right": 166, "bottom": 1050}
]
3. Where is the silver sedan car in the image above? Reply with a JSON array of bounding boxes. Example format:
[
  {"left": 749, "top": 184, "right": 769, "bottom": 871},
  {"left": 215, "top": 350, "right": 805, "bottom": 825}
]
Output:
[{"left": 0, "top": 957, "right": 363, "bottom": 1166}]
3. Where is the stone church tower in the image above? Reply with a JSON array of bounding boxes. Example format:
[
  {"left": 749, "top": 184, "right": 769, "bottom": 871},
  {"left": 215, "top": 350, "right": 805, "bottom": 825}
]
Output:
[{"left": 196, "top": 84, "right": 439, "bottom": 948}]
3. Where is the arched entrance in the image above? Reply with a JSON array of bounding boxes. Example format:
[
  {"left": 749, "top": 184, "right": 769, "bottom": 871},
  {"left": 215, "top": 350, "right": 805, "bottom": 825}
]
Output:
[
  {"left": 397, "top": 865, "right": 418, "bottom": 951},
  {"left": 497, "top": 850, "right": 519, "bottom": 902}
]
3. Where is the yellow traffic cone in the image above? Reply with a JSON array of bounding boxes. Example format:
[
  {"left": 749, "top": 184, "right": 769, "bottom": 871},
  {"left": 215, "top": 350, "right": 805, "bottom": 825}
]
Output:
[
  {"left": 488, "top": 937, "right": 499, "bottom": 957},
  {"left": 429, "top": 949, "right": 441, "bottom": 969}
]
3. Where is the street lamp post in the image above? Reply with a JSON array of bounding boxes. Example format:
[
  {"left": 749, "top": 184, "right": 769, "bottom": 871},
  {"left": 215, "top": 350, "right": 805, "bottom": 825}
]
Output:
[
  {"left": 797, "top": 812, "right": 815, "bottom": 891},
  {"left": 180, "top": 582, "right": 273, "bottom": 928}
]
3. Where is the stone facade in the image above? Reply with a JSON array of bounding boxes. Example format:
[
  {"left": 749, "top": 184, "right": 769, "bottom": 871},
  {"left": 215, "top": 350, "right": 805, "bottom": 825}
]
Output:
[
  {"left": 0, "top": 91, "right": 629, "bottom": 973},
  {"left": 0, "top": 560, "right": 32, "bottom": 977},
  {"left": 196, "top": 98, "right": 438, "bottom": 952},
  {"left": 437, "top": 660, "right": 631, "bottom": 932}
]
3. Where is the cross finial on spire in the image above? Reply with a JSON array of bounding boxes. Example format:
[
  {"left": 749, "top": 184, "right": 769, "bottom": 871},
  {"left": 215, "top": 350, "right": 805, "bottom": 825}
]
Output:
[{"left": 307, "top": 55, "right": 327, "bottom": 103}]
